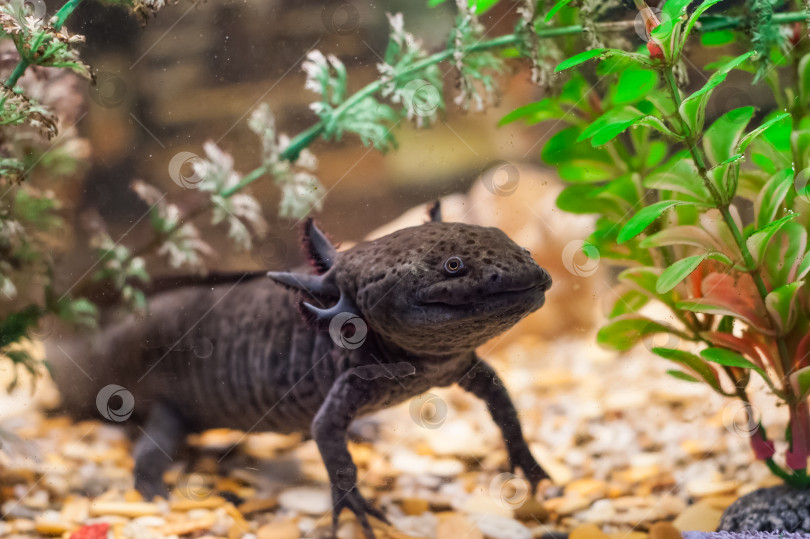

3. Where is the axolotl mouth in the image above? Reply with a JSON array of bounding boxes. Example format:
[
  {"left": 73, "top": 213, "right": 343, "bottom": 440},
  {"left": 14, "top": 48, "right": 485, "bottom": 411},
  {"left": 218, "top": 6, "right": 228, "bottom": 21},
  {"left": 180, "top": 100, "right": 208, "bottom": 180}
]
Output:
[{"left": 417, "top": 265, "right": 552, "bottom": 313}]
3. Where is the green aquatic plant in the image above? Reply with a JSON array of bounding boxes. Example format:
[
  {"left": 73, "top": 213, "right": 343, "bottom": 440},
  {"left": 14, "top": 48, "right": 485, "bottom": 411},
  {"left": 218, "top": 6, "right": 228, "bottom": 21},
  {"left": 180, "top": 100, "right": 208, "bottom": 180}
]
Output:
[{"left": 502, "top": 0, "right": 810, "bottom": 486}]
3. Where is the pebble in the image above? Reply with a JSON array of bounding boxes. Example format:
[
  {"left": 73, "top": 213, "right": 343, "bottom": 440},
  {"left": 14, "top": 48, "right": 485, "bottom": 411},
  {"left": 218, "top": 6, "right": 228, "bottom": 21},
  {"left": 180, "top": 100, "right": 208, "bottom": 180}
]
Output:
[
  {"left": 565, "top": 479, "right": 608, "bottom": 499},
  {"left": 648, "top": 521, "right": 682, "bottom": 539},
  {"left": 256, "top": 519, "right": 300, "bottom": 539},
  {"left": 460, "top": 492, "right": 513, "bottom": 518},
  {"left": 156, "top": 511, "right": 217, "bottom": 536},
  {"left": 278, "top": 486, "right": 332, "bottom": 515},
  {"left": 473, "top": 513, "right": 532, "bottom": 539},
  {"left": 88, "top": 501, "right": 161, "bottom": 517},
  {"left": 401, "top": 497, "right": 429, "bottom": 516},
  {"left": 437, "top": 512, "right": 483, "bottom": 539},
  {"left": 513, "top": 497, "right": 549, "bottom": 522},
  {"left": 685, "top": 479, "right": 741, "bottom": 498},
  {"left": 569, "top": 523, "right": 609, "bottom": 539},
  {"left": 672, "top": 502, "right": 723, "bottom": 532}
]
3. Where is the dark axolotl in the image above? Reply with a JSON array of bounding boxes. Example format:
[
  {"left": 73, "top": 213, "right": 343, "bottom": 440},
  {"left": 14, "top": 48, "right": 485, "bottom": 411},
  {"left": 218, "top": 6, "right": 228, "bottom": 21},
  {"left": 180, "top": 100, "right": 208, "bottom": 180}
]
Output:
[{"left": 50, "top": 206, "right": 552, "bottom": 539}]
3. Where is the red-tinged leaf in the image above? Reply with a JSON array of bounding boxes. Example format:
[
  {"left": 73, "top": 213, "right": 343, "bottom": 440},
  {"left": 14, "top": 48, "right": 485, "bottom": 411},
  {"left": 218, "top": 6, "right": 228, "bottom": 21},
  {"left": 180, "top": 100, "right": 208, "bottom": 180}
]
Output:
[
  {"left": 70, "top": 523, "right": 110, "bottom": 539},
  {"left": 700, "top": 331, "right": 766, "bottom": 369},
  {"left": 765, "top": 282, "right": 803, "bottom": 334},
  {"left": 639, "top": 225, "right": 724, "bottom": 251},
  {"left": 699, "top": 209, "right": 740, "bottom": 260},
  {"left": 755, "top": 169, "right": 793, "bottom": 229},
  {"left": 698, "top": 272, "right": 771, "bottom": 331},
  {"left": 790, "top": 366, "right": 810, "bottom": 400}
]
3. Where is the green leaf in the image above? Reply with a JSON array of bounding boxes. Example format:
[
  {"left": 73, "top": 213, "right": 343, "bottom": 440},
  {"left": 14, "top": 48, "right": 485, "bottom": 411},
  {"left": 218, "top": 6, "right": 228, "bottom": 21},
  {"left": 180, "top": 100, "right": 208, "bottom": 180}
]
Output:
[
  {"left": 700, "top": 347, "right": 766, "bottom": 379},
  {"left": 797, "top": 250, "right": 810, "bottom": 280},
  {"left": 640, "top": 225, "right": 720, "bottom": 251},
  {"left": 555, "top": 48, "right": 655, "bottom": 72},
  {"left": 556, "top": 184, "right": 618, "bottom": 215},
  {"left": 542, "top": 126, "right": 616, "bottom": 182},
  {"left": 618, "top": 200, "right": 693, "bottom": 244},
  {"left": 612, "top": 70, "right": 659, "bottom": 106},
  {"left": 703, "top": 106, "right": 754, "bottom": 167},
  {"left": 545, "top": 0, "right": 574, "bottom": 21},
  {"left": 609, "top": 289, "right": 650, "bottom": 318},
  {"left": 652, "top": 347, "right": 723, "bottom": 393},
  {"left": 643, "top": 152, "right": 711, "bottom": 203},
  {"left": 498, "top": 99, "right": 564, "bottom": 126},
  {"left": 667, "top": 369, "right": 700, "bottom": 383},
  {"left": 701, "top": 30, "right": 736, "bottom": 47},
  {"left": 755, "top": 169, "right": 793, "bottom": 229},
  {"left": 763, "top": 222, "right": 806, "bottom": 288},
  {"left": 679, "top": 52, "right": 754, "bottom": 135},
  {"left": 656, "top": 253, "right": 708, "bottom": 294},
  {"left": 680, "top": 0, "right": 727, "bottom": 47},
  {"left": 579, "top": 107, "right": 646, "bottom": 144},
  {"left": 791, "top": 366, "right": 810, "bottom": 399},
  {"left": 555, "top": 49, "right": 605, "bottom": 72},
  {"left": 597, "top": 317, "right": 679, "bottom": 352},
  {"left": 0, "top": 305, "right": 41, "bottom": 348},
  {"left": 619, "top": 266, "right": 677, "bottom": 308},
  {"left": 765, "top": 282, "right": 803, "bottom": 334},
  {"left": 746, "top": 213, "right": 797, "bottom": 266},
  {"left": 469, "top": 0, "right": 500, "bottom": 14},
  {"left": 799, "top": 53, "right": 810, "bottom": 109},
  {"left": 738, "top": 113, "right": 792, "bottom": 154}
]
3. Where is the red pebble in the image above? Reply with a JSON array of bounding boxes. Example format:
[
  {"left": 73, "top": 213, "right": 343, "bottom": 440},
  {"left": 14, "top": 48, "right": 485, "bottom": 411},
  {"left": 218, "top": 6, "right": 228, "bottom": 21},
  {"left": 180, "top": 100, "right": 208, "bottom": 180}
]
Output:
[{"left": 69, "top": 523, "right": 110, "bottom": 539}]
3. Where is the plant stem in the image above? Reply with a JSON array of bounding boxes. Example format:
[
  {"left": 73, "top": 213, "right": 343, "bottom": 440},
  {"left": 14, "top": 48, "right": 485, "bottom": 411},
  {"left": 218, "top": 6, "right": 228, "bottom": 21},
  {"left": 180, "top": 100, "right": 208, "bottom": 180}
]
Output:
[{"left": 664, "top": 67, "right": 799, "bottom": 407}]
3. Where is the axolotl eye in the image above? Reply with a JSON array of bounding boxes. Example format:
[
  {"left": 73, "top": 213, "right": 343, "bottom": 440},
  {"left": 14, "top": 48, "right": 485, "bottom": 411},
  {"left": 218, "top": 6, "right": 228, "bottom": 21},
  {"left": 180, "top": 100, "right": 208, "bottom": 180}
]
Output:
[{"left": 442, "top": 256, "right": 465, "bottom": 276}]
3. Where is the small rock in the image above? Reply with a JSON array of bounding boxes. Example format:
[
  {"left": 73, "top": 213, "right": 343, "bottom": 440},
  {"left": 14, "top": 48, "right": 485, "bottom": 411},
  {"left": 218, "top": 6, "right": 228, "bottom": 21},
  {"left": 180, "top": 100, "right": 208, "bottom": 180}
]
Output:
[
  {"left": 461, "top": 492, "right": 513, "bottom": 518},
  {"left": 401, "top": 497, "right": 429, "bottom": 516},
  {"left": 686, "top": 479, "right": 741, "bottom": 498},
  {"left": 552, "top": 496, "right": 592, "bottom": 516},
  {"left": 256, "top": 519, "right": 300, "bottom": 539},
  {"left": 278, "top": 486, "right": 331, "bottom": 515},
  {"left": 437, "top": 513, "right": 483, "bottom": 539},
  {"left": 565, "top": 479, "right": 608, "bottom": 499},
  {"left": 648, "top": 521, "right": 681, "bottom": 539},
  {"left": 88, "top": 501, "right": 161, "bottom": 518},
  {"left": 238, "top": 497, "right": 279, "bottom": 515},
  {"left": 474, "top": 513, "right": 532, "bottom": 539},
  {"left": 156, "top": 511, "right": 217, "bottom": 536},
  {"left": 703, "top": 495, "right": 738, "bottom": 510},
  {"left": 672, "top": 502, "right": 722, "bottom": 532},
  {"left": 569, "top": 523, "right": 609, "bottom": 539},
  {"left": 513, "top": 497, "right": 549, "bottom": 522}
]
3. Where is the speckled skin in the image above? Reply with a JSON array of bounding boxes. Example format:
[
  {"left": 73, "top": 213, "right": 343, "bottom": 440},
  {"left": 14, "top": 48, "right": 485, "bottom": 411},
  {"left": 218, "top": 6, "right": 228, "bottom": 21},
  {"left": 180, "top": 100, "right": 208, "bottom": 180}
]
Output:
[
  {"left": 719, "top": 485, "right": 810, "bottom": 533},
  {"left": 52, "top": 219, "right": 552, "bottom": 539}
]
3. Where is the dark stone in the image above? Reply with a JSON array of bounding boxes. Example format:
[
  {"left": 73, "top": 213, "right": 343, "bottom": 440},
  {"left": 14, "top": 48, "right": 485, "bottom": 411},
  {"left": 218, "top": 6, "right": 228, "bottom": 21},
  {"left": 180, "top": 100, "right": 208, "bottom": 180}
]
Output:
[{"left": 719, "top": 485, "right": 810, "bottom": 533}]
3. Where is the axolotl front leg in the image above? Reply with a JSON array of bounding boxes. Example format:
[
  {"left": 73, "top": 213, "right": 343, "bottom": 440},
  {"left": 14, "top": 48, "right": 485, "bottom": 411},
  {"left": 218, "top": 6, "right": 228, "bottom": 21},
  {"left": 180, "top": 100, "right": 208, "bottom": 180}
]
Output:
[
  {"left": 312, "top": 361, "right": 417, "bottom": 539},
  {"left": 459, "top": 357, "right": 550, "bottom": 492}
]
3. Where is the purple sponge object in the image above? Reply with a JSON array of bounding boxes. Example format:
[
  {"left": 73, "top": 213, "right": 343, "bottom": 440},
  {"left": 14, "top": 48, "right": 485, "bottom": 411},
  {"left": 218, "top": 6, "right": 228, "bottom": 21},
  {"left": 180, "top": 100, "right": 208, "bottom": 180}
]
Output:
[{"left": 683, "top": 533, "right": 810, "bottom": 538}]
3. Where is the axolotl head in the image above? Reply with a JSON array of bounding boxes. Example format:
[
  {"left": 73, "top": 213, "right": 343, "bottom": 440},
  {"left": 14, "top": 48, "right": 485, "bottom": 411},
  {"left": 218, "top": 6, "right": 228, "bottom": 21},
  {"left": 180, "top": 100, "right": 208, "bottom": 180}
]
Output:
[{"left": 269, "top": 216, "right": 551, "bottom": 356}]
